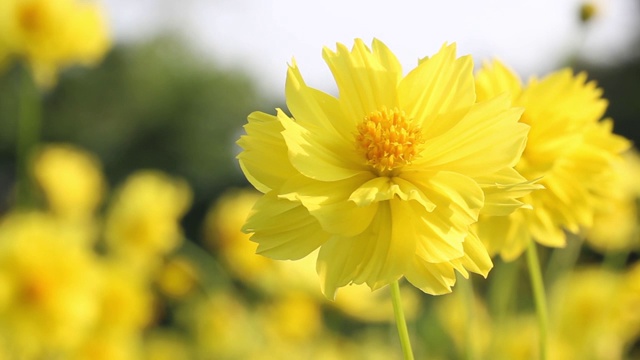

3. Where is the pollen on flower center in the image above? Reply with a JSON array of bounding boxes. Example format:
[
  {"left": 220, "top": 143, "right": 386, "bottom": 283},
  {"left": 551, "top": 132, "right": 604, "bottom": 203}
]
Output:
[{"left": 356, "top": 107, "right": 423, "bottom": 173}]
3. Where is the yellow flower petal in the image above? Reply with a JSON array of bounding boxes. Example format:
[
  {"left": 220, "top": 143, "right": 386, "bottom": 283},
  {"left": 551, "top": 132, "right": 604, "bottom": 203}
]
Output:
[
  {"left": 244, "top": 192, "right": 330, "bottom": 260},
  {"left": 280, "top": 173, "right": 378, "bottom": 237},
  {"left": 280, "top": 110, "right": 368, "bottom": 181},
  {"left": 417, "top": 94, "right": 528, "bottom": 177},
  {"left": 237, "top": 111, "right": 298, "bottom": 193},
  {"left": 475, "top": 59, "right": 522, "bottom": 103},
  {"left": 322, "top": 38, "right": 401, "bottom": 122},
  {"left": 451, "top": 231, "right": 493, "bottom": 278},
  {"left": 404, "top": 257, "right": 457, "bottom": 295},
  {"left": 399, "top": 43, "right": 475, "bottom": 130},
  {"left": 348, "top": 176, "right": 436, "bottom": 211},
  {"left": 318, "top": 200, "right": 416, "bottom": 298},
  {"left": 475, "top": 167, "right": 543, "bottom": 216}
]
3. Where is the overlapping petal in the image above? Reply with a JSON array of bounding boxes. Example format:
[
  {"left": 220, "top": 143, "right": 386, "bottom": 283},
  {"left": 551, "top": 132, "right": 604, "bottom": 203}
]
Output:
[
  {"left": 415, "top": 94, "right": 528, "bottom": 177},
  {"left": 280, "top": 110, "right": 368, "bottom": 182},
  {"left": 237, "top": 111, "right": 298, "bottom": 193},
  {"left": 243, "top": 192, "right": 329, "bottom": 260},
  {"left": 322, "top": 39, "right": 402, "bottom": 122},
  {"left": 399, "top": 43, "right": 475, "bottom": 134},
  {"left": 280, "top": 173, "right": 378, "bottom": 237}
]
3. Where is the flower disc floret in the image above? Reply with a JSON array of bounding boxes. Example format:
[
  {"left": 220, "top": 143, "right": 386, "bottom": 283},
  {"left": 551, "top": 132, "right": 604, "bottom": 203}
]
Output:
[{"left": 356, "top": 107, "right": 423, "bottom": 174}]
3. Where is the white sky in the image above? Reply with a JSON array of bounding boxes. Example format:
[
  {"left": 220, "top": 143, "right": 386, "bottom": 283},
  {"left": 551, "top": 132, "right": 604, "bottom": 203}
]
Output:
[{"left": 103, "top": 0, "right": 639, "bottom": 95}]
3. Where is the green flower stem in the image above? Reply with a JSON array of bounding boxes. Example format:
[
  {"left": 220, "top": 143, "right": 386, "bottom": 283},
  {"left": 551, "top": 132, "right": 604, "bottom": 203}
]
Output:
[
  {"left": 390, "top": 280, "right": 414, "bottom": 360},
  {"left": 526, "top": 241, "right": 548, "bottom": 360},
  {"left": 543, "top": 234, "right": 582, "bottom": 288},
  {"left": 602, "top": 250, "right": 630, "bottom": 270},
  {"left": 16, "top": 68, "right": 41, "bottom": 208}
]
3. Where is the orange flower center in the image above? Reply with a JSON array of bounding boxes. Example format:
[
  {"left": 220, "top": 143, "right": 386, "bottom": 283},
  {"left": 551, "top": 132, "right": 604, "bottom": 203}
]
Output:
[
  {"left": 356, "top": 107, "right": 423, "bottom": 174},
  {"left": 18, "top": 3, "right": 44, "bottom": 34}
]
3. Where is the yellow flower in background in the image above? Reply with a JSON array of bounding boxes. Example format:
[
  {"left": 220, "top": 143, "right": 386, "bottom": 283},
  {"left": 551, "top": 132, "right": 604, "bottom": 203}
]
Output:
[
  {"left": 143, "top": 331, "right": 192, "bottom": 360},
  {"left": 586, "top": 149, "right": 640, "bottom": 253},
  {"left": 0, "top": 212, "right": 100, "bottom": 357},
  {"left": 436, "top": 290, "right": 492, "bottom": 358},
  {"left": 238, "top": 38, "right": 538, "bottom": 298},
  {"left": 548, "top": 267, "right": 635, "bottom": 360},
  {"left": 257, "top": 291, "right": 323, "bottom": 343},
  {"left": 179, "top": 293, "right": 260, "bottom": 359},
  {"left": 475, "top": 60, "right": 631, "bottom": 261},
  {"left": 203, "top": 189, "right": 274, "bottom": 284},
  {"left": 155, "top": 256, "right": 199, "bottom": 300},
  {"left": 485, "top": 315, "right": 572, "bottom": 360},
  {"left": 33, "top": 143, "right": 105, "bottom": 221},
  {"left": 0, "top": 0, "right": 110, "bottom": 88},
  {"left": 104, "top": 170, "right": 192, "bottom": 274},
  {"left": 92, "top": 260, "right": 153, "bottom": 335},
  {"left": 1, "top": 0, "right": 110, "bottom": 85},
  {"left": 331, "top": 282, "right": 418, "bottom": 323}
]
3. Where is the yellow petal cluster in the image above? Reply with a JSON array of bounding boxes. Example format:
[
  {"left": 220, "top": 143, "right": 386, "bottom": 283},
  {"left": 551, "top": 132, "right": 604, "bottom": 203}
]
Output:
[
  {"left": 0, "top": 212, "right": 101, "bottom": 356},
  {"left": 585, "top": 149, "right": 640, "bottom": 253},
  {"left": 475, "top": 61, "right": 631, "bottom": 260},
  {"left": 0, "top": 0, "right": 110, "bottom": 88},
  {"left": 104, "top": 170, "right": 192, "bottom": 274},
  {"left": 238, "top": 39, "right": 539, "bottom": 298},
  {"left": 33, "top": 143, "right": 105, "bottom": 221}
]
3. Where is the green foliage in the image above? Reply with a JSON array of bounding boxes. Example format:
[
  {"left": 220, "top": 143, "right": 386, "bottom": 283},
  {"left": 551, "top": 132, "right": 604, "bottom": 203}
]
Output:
[{"left": 0, "top": 35, "right": 275, "bottom": 211}]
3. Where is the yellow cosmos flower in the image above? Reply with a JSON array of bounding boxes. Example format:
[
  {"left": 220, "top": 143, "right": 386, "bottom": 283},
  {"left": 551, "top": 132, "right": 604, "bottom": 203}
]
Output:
[
  {"left": 238, "top": 39, "right": 538, "bottom": 298},
  {"left": 0, "top": 212, "right": 100, "bottom": 357},
  {"left": 33, "top": 143, "right": 105, "bottom": 221},
  {"left": 104, "top": 170, "right": 192, "bottom": 274},
  {"left": 586, "top": 149, "right": 640, "bottom": 253},
  {"left": 475, "top": 60, "right": 632, "bottom": 260},
  {"left": 0, "top": 0, "right": 110, "bottom": 88},
  {"left": 549, "top": 267, "right": 636, "bottom": 359}
]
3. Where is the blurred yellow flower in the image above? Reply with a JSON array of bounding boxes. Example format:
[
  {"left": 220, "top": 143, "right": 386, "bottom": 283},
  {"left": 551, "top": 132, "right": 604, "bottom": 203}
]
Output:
[
  {"left": 203, "top": 189, "right": 273, "bottom": 284},
  {"left": 475, "top": 60, "right": 631, "bottom": 260},
  {"left": 332, "top": 282, "right": 418, "bottom": 323},
  {"left": 155, "top": 256, "right": 199, "bottom": 300},
  {"left": 238, "top": 38, "right": 538, "bottom": 298},
  {"left": 586, "top": 149, "right": 640, "bottom": 253},
  {"left": 75, "top": 332, "right": 141, "bottom": 360},
  {"left": 0, "top": 0, "right": 110, "bottom": 88},
  {"left": 486, "top": 315, "right": 578, "bottom": 360},
  {"left": 0, "top": 212, "right": 100, "bottom": 357},
  {"left": 549, "top": 267, "right": 635, "bottom": 359},
  {"left": 104, "top": 170, "right": 192, "bottom": 274},
  {"left": 436, "top": 287, "right": 492, "bottom": 358},
  {"left": 258, "top": 291, "right": 323, "bottom": 343},
  {"left": 180, "top": 293, "right": 260, "bottom": 359},
  {"left": 33, "top": 143, "right": 105, "bottom": 221},
  {"left": 143, "top": 331, "right": 192, "bottom": 360},
  {"left": 93, "top": 260, "right": 153, "bottom": 335}
]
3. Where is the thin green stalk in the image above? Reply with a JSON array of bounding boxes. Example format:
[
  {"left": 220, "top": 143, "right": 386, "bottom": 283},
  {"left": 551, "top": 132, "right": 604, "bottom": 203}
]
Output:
[
  {"left": 16, "top": 67, "right": 41, "bottom": 208},
  {"left": 543, "top": 234, "right": 583, "bottom": 288},
  {"left": 390, "top": 280, "right": 414, "bottom": 360},
  {"left": 602, "top": 250, "right": 630, "bottom": 271},
  {"left": 526, "top": 241, "right": 548, "bottom": 360}
]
